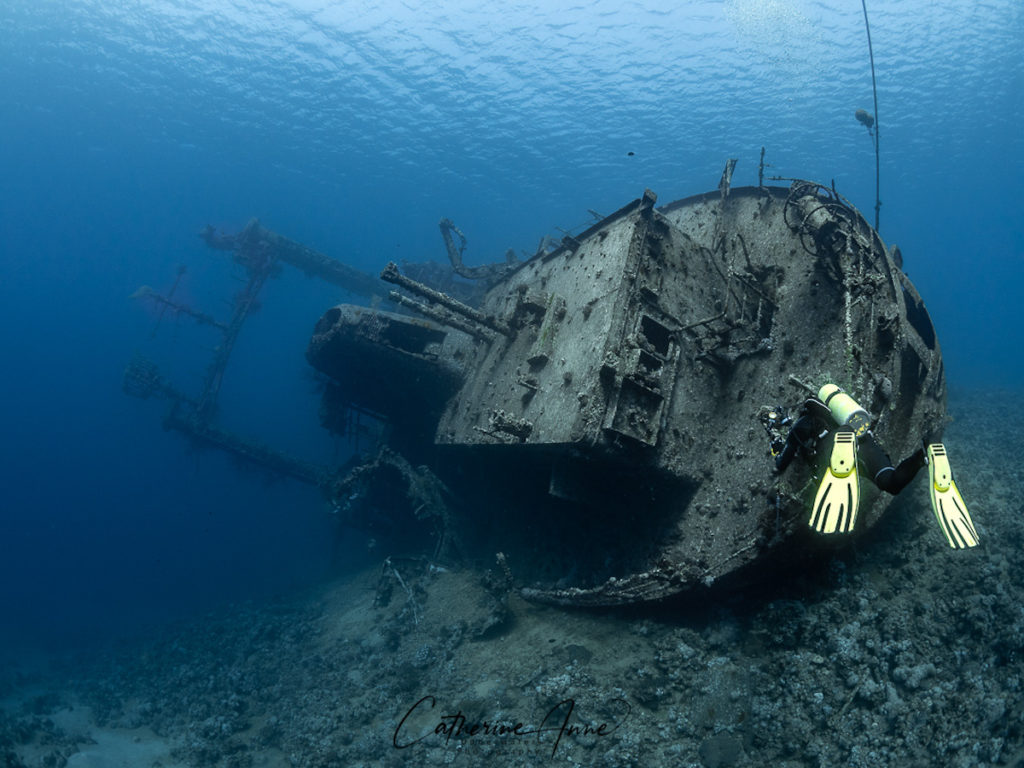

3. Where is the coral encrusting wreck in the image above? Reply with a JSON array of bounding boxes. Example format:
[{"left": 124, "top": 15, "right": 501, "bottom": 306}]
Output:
[{"left": 308, "top": 178, "right": 944, "bottom": 607}]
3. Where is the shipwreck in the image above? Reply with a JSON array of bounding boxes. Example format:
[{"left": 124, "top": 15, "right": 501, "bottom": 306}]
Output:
[{"left": 127, "top": 160, "right": 945, "bottom": 607}]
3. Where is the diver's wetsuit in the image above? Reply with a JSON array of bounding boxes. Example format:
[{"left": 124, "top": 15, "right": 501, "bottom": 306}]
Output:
[{"left": 775, "top": 397, "right": 925, "bottom": 495}]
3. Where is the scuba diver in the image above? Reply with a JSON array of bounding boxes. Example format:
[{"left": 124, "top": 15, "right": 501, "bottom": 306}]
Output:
[{"left": 762, "top": 384, "right": 979, "bottom": 549}]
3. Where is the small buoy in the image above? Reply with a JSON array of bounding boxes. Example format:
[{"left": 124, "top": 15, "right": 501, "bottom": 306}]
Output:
[{"left": 855, "top": 108, "right": 874, "bottom": 130}]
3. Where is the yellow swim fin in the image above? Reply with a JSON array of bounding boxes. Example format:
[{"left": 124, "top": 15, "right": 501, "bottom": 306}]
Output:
[
  {"left": 927, "top": 444, "right": 979, "bottom": 549},
  {"left": 809, "top": 431, "right": 860, "bottom": 534}
]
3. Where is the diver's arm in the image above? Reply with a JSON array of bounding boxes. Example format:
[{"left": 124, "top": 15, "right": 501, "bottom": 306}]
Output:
[{"left": 775, "top": 412, "right": 824, "bottom": 473}]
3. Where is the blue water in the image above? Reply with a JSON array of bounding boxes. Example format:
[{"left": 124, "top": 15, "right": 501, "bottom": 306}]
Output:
[{"left": 1, "top": 0, "right": 1021, "bottom": 650}]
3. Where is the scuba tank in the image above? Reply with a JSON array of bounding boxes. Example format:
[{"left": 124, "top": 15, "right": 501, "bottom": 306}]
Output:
[{"left": 818, "top": 383, "right": 871, "bottom": 436}]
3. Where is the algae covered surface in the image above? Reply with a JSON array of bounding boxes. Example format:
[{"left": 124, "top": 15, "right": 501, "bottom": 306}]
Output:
[{"left": 2, "top": 390, "right": 1020, "bottom": 768}]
